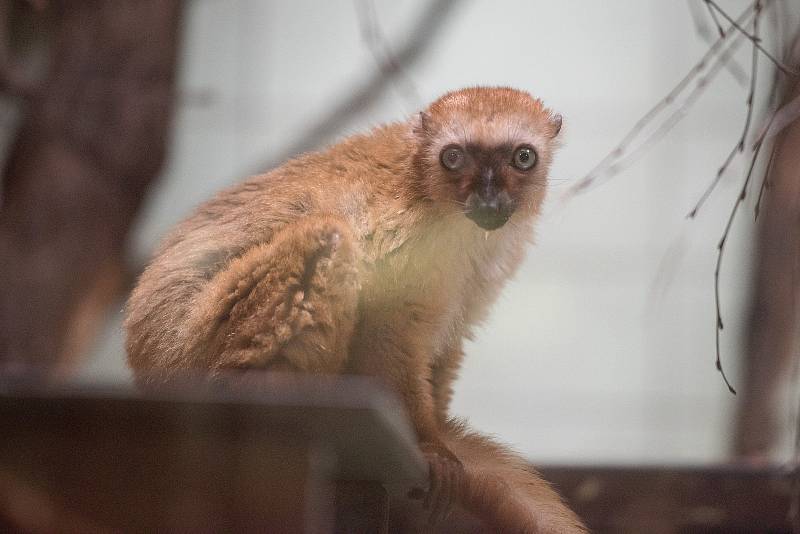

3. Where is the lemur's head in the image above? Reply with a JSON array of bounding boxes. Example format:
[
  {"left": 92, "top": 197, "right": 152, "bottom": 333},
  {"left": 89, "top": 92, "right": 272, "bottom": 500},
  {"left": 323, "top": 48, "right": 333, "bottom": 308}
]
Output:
[{"left": 414, "top": 87, "right": 562, "bottom": 230}]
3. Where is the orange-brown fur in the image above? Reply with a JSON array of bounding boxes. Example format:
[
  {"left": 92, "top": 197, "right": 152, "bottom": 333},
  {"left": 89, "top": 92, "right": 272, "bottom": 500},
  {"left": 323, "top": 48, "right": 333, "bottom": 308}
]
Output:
[{"left": 125, "top": 87, "right": 586, "bottom": 532}]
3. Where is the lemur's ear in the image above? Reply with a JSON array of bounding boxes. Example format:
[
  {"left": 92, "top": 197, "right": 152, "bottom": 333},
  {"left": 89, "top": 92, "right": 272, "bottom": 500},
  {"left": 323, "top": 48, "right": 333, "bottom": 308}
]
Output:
[
  {"left": 550, "top": 113, "right": 563, "bottom": 138},
  {"left": 414, "top": 111, "right": 433, "bottom": 136}
]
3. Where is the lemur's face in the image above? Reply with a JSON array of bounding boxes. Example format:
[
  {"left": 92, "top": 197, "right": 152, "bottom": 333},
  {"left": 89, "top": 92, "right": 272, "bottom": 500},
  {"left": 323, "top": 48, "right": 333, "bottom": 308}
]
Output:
[{"left": 415, "top": 87, "right": 562, "bottom": 230}]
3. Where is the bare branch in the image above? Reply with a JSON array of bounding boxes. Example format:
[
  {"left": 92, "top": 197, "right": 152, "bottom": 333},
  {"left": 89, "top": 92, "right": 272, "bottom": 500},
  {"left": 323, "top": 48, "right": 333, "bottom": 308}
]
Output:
[
  {"left": 563, "top": 2, "right": 759, "bottom": 199},
  {"left": 354, "top": 0, "right": 421, "bottom": 110},
  {"left": 753, "top": 143, "right": 777, "bottom": 220},
  {"left": 252, "top": 0, "right": 462, "bottom": 174}
]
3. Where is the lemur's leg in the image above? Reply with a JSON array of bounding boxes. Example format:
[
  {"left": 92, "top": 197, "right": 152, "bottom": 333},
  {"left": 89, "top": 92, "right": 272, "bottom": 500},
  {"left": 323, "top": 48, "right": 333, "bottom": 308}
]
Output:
[{"left": 193, "top": 215, "right": 360, "bottom": 375}]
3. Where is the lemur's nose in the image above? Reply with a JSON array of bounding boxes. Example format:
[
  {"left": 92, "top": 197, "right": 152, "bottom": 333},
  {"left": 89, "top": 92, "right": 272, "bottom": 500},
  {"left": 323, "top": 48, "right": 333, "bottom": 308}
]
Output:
[
  {"left": 477, "top": 192, "right": 500, "bottom": 211},
  {"left": 465, "top": 190, "right": 514, "bottom": 231}
]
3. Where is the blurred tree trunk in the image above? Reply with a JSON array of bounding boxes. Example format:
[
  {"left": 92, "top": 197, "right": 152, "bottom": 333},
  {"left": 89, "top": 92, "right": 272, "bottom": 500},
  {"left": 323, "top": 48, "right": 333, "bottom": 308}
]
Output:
[
  {"left": 734, "top": 41, "right": 800, "bottom": 458},
  {"left": 0, "top": 1, "right": 183, "bottom": 379}
]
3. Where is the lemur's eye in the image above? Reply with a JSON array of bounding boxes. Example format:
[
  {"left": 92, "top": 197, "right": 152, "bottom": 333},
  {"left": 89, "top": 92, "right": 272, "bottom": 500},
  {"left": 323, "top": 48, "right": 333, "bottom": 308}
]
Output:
[
  {"left": 440, "top": 145, "right": 465, "bottom": 170},
  {"left": 512, "top": 146, "right": 537, "bottom": 170}
]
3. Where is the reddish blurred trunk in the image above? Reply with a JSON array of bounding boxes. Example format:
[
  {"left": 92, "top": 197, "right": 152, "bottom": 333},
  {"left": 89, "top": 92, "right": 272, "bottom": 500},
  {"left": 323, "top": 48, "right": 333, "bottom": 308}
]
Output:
[
  {"left": 0, "top": 1, "right": 183, "bottom": 379},
  {"left": 734, "top": 45, "right": 800, "bottom": 458}
]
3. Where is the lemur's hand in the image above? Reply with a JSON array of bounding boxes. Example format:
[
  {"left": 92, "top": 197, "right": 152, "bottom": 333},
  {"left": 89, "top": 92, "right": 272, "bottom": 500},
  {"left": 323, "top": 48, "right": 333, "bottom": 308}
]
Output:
[{"left": 409, "top": 440, "right": 464, "bottom": 525}]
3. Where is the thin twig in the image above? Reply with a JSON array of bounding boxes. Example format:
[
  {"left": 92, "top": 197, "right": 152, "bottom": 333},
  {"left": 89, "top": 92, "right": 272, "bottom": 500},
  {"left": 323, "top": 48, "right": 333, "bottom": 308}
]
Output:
[
  {"left": 252, "top": 0, "right": 461, "bottom": 174},
  {"left": 688, "top": 0, "right": 762, "bottom": 218},
  {"left": 689, "top": 143, "right": 741, "bottom": 219},
  {"left": 740, "top": 1, "right": 761, "bottom": 151},
  {"left": 705, "top": 0, "right": 799, "bottom": 76},
  {"left": 563, "top": 2, "right": 759, "bottom": 198},
  {"left": 705, "top": 0, "right": 727, "bottom": 38},
  {"left": 712, "top": 112, "right": 777, "bottom": 395},
  {"left": 754, "top": 144, "right": 777, "bottom": 220}
]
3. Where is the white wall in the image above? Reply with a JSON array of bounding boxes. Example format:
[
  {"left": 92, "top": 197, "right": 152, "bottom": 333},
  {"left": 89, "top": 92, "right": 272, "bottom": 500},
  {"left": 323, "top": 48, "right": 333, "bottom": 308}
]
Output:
[{"left": 81, "top": 0, "right": 797, "bottom": 464}]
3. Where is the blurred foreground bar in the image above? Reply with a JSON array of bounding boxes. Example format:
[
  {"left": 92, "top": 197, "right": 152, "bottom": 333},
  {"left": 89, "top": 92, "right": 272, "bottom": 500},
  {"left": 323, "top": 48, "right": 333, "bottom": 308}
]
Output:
[
  {"left": 0, "top": 374, "right": 426, "bottom": 533},
  {"left": 0, "top": 375, "right": 795, "bottom": 533}
]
